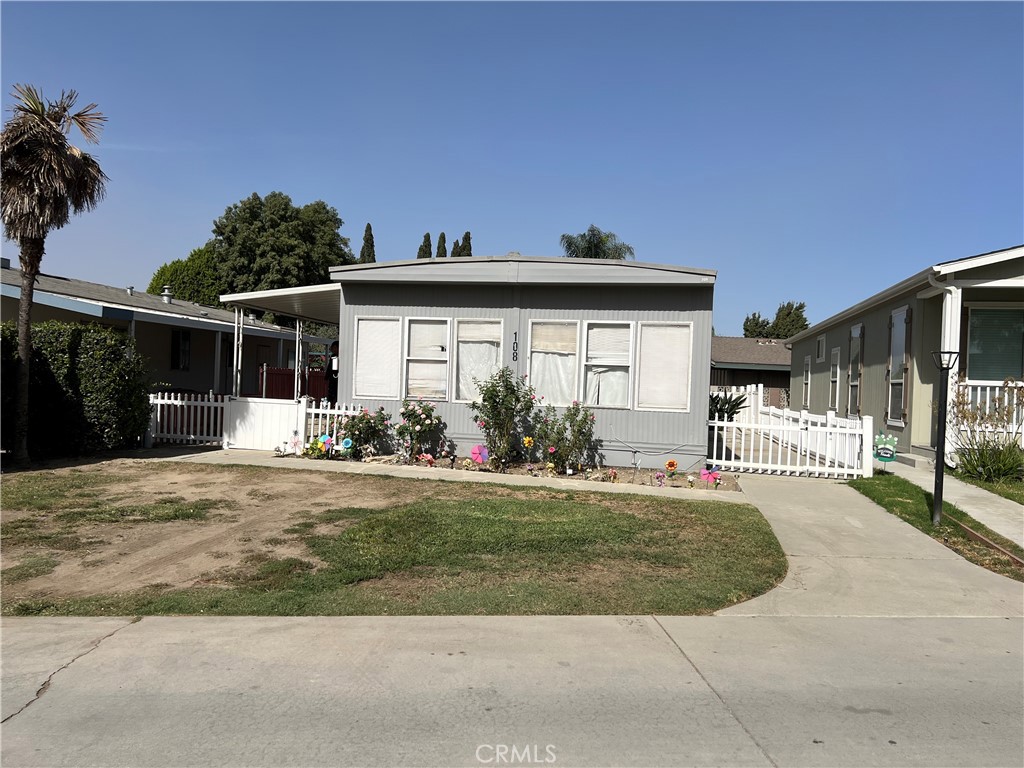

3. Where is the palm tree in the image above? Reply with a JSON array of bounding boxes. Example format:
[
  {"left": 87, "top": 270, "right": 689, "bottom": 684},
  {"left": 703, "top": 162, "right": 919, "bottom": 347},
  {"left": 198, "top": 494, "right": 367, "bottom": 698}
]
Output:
[
  {"left": 559, "top": 224, "right": 635, "bottom": 260},
  {"left": 1, "top": 85, "right": 108, "bottom": 463}
]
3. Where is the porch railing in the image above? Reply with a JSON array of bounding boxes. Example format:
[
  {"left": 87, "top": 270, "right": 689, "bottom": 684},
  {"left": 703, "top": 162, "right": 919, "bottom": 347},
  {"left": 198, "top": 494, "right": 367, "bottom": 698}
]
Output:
[{"left": 954, "top": 380, "right": 1023, "bottom": 448}]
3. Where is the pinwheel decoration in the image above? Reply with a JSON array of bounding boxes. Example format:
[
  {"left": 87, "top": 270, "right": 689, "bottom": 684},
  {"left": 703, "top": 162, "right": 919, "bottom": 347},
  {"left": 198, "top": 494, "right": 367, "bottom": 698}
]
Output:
[
  {"left": 471, "top": 444, "right": 489, "bottom": 464},
  {"left": 340, "top": 438, "right": 353, "bottom": 450},
  {"left": 701, "top": 465, "right": 721, "bottom": 488}
]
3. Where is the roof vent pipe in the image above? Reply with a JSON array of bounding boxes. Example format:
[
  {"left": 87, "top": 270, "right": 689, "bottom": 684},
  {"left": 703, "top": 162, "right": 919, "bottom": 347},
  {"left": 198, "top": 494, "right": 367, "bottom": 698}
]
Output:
[
  {"left": 161, "top": 285, "right": 172, "bottom": 304},
  {"left": 126, "top": 286, "right": 134, "bottom": 296}
]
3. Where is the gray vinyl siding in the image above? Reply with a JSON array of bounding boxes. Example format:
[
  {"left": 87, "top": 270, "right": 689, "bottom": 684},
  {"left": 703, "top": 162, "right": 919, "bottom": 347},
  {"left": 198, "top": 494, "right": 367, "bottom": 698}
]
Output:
[{"left": 337, "top": 283, "right": 713, "bottom": 470}]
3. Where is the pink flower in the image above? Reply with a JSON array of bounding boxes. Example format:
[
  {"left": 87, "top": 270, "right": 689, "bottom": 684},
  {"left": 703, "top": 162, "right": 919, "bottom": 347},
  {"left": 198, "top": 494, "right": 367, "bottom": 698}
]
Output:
[{"left": 548, "top": 446, "right": 555, "bottom": 454}]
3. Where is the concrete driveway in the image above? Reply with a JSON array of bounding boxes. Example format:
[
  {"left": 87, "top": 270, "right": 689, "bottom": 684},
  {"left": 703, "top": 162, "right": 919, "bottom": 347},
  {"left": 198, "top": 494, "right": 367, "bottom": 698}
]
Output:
[{"left": 2, "top": 473, "right": 1022, "bottom": 768}]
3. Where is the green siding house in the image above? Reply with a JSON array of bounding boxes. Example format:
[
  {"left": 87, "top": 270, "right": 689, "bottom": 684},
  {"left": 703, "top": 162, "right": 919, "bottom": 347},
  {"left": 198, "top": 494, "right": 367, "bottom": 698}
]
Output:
[{"left": 786, "top": 245, "right": 1023, "bottom": 462}]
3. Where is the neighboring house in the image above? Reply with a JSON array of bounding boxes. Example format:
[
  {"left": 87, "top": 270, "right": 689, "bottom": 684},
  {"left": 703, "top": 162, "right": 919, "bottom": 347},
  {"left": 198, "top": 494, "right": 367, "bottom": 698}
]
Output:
[
  {"left": 786, "top": 245, "right": 1023, "bottom": 460},
  {"left": 221, "top": 255, "right": 716, "bottom": 469},
  {"left": 1, "top": 257, "right": 307, "bottom": 396},
  {"left": 711, "top": 336, "right": 791, "bottom": 407}
]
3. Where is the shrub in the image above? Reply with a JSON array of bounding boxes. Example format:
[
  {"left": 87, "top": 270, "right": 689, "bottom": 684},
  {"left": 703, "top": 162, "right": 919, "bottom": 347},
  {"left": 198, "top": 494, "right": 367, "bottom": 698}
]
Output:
[
  {"left": 949, "top": 377, "right": 1024, "bottom": 483},
  {"left": 709, "top": 392, "right": 747, "bottom": 421},
  {"left": 334, "top": 407, "right": 393, "bottom": 460},
  {"left": 470, "top": 367, "right": 538, "bottom": 468},
  {"left": 396, "top": 399, "right": 450, "bottom": 461},
  {"left": 533, "top": 401, "right": 600, "bottom": 473},
  {"left": 1, "top": 321, "right": 152, "bottom": 458}
]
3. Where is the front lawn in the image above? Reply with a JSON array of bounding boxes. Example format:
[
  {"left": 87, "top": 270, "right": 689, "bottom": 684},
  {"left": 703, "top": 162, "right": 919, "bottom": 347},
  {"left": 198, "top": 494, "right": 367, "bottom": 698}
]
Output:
[{"left": 1, "top": 461, "right": 787, "bottom": 616}]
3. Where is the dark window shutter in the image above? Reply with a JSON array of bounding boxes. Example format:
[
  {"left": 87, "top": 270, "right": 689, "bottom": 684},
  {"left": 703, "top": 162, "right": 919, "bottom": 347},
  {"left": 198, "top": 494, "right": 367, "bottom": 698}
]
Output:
[{"left": 902, "top": 308, "right": 912, "bottom": 420}]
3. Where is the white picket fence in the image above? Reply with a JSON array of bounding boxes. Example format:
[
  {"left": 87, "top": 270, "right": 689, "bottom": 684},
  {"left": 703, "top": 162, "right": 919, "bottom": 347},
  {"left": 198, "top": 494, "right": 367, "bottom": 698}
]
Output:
[
  {"left": 147, "top": 393, "right": 360, "bottom": 452},
  {"left": 148, "top": 392, "right": 226, "bottom": 446},
  {"left": 709, "top": 383, "right": 874, "bottom": 478}
]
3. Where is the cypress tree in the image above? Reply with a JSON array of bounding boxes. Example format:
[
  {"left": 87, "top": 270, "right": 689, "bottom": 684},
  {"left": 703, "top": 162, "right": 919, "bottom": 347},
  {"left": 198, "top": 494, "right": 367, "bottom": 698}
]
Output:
[
  {"left": 359, "top": 223, "right": 376, "bottom": 263},
  {"left": 460, "top": 231, "right": 473, "bottom": 257},
  {"left": 436, "top": 231, "right": 447, "bottom": 259},
  {"left": 416, "top": 233, "right": 432, "bottom": 259},
  {"left": 451, "top": 238, "right": 461, "bottom": 258}
]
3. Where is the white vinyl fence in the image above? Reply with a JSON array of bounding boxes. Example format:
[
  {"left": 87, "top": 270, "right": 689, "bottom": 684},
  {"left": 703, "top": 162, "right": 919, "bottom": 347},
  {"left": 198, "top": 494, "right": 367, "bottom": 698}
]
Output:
[
  {"left": 709, "top": 384, "right": 874, "bottom": 478},
  {"left": 147, "top": 394, "right": 360, "bottom": 452},
  {"left": 148, "top": 392, "right": 226, "bottom": 446}
]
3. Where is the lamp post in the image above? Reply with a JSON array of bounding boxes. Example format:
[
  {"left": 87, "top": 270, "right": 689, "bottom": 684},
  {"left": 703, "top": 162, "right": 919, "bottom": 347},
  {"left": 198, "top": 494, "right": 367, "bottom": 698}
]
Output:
[{"left": 931, "top": 351, "right": 959, "bottom": 526}]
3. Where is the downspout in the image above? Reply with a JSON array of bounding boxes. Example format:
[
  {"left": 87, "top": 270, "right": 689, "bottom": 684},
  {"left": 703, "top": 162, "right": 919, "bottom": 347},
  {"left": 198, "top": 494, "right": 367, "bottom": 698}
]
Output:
[{"left": 928, "top": 271, "right": 962, "bottom": 466}]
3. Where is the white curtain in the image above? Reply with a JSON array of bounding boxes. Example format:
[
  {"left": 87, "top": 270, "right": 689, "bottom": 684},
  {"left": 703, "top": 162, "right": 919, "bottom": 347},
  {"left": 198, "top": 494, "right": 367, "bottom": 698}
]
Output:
[
  {"left": 530, "top": 351, "right": 577, "bottom": 405},
  {"left": 584, "top": 366, "right": 629, "bottom": 407},
  {"left": 584, "top": 324, "right": 630, "bottom": 407},
  {"left": 531, "top": 322, "right": 578, "bottom": 405},
  {"left": 457, "top": 340, "right": 500, "bottom": 400}
]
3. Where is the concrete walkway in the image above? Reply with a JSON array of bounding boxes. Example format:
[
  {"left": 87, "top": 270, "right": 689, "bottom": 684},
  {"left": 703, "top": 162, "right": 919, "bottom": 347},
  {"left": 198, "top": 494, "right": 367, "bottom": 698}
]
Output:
[
  {"left": 720, "top": 474, "right": 1023, "bottom": 617},
  {"left": 887, "top": 459, "right": 1024, "bottom": 548},
  {"left": 2, "top": 461, "right": 1022, "bottom": 767}
]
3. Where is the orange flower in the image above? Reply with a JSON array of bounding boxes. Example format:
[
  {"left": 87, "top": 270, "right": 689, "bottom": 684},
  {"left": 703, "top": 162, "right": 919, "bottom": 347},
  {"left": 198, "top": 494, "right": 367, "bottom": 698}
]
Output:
[{"left": 665, "top": 459, "right": 678, "bottom": 473}]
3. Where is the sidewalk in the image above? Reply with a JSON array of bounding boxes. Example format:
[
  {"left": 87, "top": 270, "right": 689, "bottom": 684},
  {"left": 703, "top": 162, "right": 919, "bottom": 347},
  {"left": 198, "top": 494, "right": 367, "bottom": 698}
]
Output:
[{"left": 887, "top": 459, "right": 1024, "bottom": 547}]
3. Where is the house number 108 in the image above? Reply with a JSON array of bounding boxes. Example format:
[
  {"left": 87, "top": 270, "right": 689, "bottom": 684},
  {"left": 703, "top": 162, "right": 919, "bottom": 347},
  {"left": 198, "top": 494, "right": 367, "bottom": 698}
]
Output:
[{"left": 512, "top": 331, "right": 518, "bottom": 362}]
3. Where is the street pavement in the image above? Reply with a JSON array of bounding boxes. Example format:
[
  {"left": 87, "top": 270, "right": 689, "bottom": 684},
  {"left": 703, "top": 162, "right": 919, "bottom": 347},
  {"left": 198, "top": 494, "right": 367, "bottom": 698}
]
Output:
[{"left": 2, "top": 467, "right": 1022, "bottom": 768}]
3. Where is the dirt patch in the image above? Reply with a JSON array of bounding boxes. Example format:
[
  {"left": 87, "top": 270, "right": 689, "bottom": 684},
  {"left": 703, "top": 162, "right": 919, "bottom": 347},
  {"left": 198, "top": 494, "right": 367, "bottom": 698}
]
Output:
[
  {"left": 0, "top": 461, "right": 441, "bottom": 602},
  {"left": 0, "top": 458, "right": 742, "bottom": 606}
]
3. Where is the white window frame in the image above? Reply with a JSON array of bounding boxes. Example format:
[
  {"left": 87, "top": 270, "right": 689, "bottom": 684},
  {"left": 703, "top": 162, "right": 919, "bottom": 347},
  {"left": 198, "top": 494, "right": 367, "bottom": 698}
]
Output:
[
  {"left": 527, "top": 319, "right": 580, "bottom": 407},
  {"left": 829, "top": 347, "right": 841, "bottom": 410},
  {"left": 634, "top": 322, "right": 693, "bottom": 413},
  {"left": 848, "top": 324, "right": 862, "bottom": 417},
  {"left": 352, "top": 316, "right": 402, "bottom": 399},
  {"left": 802, "top": 355, "right": 811, "bottom": 408},
  {"left": 452, "top": 318, "right": 503, "bottom": 403},
  {"left": 816, "top": 334, "right": 827, "bottom": 363},
  {"left": 887, "top": 305, "right": 909, "bottom": 427},
  {"left": 965, "top": 303, "right": 1024, "bottom": 382},
  {"left": 403, "top": 317, "right": 451, "bottom": 401},
  {"left": 581, "top": 321, "right": 634, "bottom": 410}
]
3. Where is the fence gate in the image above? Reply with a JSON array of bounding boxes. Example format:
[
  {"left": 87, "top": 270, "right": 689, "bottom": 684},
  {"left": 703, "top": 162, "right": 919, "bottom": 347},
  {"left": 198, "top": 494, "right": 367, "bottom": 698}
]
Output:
[{"left": 709, "top": 384, "right": 874, "bottom": 479}]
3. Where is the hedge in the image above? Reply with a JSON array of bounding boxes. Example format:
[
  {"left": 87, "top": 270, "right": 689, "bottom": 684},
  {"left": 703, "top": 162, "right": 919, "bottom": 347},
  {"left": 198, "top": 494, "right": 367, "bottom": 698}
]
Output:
[{"left": 1, "top": 321, "right": 152, "bottom": 458}]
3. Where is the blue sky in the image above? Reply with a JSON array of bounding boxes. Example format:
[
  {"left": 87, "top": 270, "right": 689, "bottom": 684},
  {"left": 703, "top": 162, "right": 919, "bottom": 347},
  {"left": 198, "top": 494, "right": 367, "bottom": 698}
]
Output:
[{"left": 2, "top": 1, "right": 1021, "bottom": 335}]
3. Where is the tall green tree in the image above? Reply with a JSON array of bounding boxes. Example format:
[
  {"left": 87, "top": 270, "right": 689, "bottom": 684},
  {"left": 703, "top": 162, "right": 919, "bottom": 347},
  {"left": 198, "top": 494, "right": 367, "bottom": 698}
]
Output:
[
  {"left": 210, "top": 191, "right": 353, "bottom": 301},
  {"left": 459, "top": 230, "right": 473, "bottom": 257},
  {"left": 742, "top": 312, "right": 771, "bottom": 338},
  {"left": 1, "top": 84, "right": 108, "bottom": 463},
  {"left": 743, "top": 301, "right": 810, "bottom": 339},
  {"left": 559, "top": 225, "right": 634, "bottom": 260},
  {"left": 451, "top": 238, "right": 461, "bottom": 258},
  {"left": 359, "top": 222, "right": 376, "bottom": 263},
  {"left": 436, "top": 231, "right": 447, "bottom": 259},
  {"left": 768, "top": 301, "right": 810, "bottom": 339},
  {"left": 417, "top": 233, "right": 432, "bottom": 259},
  {"left": 147, "top": 246, "right": 221, "bottom": 306}
]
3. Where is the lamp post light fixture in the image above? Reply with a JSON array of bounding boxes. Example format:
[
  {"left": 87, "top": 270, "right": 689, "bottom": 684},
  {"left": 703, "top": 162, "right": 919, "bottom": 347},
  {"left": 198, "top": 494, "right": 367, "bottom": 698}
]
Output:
[{"left": 931, "top": 350, "right": 959, "bottom": 526}]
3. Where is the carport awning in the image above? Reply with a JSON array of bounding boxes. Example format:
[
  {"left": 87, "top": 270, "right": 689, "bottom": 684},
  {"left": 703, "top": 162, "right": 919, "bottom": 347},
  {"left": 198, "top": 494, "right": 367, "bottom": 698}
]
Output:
[{"left": 220, "top": 284, "right": 340, "bottom": 325}]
